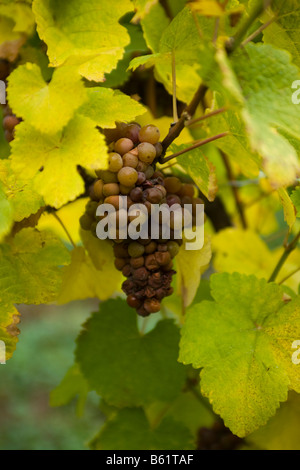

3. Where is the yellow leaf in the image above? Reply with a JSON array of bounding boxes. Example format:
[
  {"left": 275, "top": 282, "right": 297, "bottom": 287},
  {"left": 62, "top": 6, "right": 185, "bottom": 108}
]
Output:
[{"left": 176, "top": 236, "right": 212, "bottom": 308}]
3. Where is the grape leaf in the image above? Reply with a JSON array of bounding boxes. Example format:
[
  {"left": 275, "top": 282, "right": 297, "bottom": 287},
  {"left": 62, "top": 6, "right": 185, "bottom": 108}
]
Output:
[
  {"left": 140, "top": 1, "right": 170, "bottom": 53},
  {"left": 32, "top": 0, "right": 133, "bottom": 82},
  {"left": 212, "top": 228, "right": 300, "bottom": 293},
  {"left": 0, "top": 301, "right": 20, "bottom": 362},
  {"left": 291, "top": 186, "right": 300, "bottom": 217},
  {"left": 10, "top": 115, "right": 108, "bottom": 209},
  {"left": 248, "top": 391, "right": 300, "bottom": 450},
  {"left": 179, "top": 272, "right": 300, "bottom": 437},
  {"left": 171, "top": 143, "right": 218, "bottom": 202},
  {"left": 263, "top": 0, "right": 300, "bottom": 69},
  {"left": 50, "top": 363, "right": 89, "bottom": 418},
  {"left": 89, "top": 407, "right": 193, "bottom": 450},
  {"left": 207, "top": 94, "right": 261, "bottom": 179},
  {"left": 76, "top": 299, "right": 186, "bottom": 408},
  {"left": 0, "top": 228, "right": 70, "bottom": 305},
  {"left": 129, "top": 6, "right": 215, "bottom": 102},
  {"left": 0, "top": 159, "right": 44, "bottom": 222},
  {"left": 0, "top": 1, "right": 35, "bottom": 61},
  {"left": 229, "top": 43, "right": 300, "bottom": 187},
  {"left": 132, "top": 0, "right": 158, "bottom": 22},
  {"left": 176, "top": 236, "right": 212, "bottom": 308},
  {"left": 0, "top": 181, "right": 13, "bottom": 242},
  {"left": 57, "top": 245, "right": 123, "bottom": 304},
  {"left": 7, "top": 63, "right": 87, "bottom": 134},
  {"left": 277, "top": 187, "right": 297, "bottom": 229},
  {"left": 79, "top": 88, "right": 146, "bottom": 129}
]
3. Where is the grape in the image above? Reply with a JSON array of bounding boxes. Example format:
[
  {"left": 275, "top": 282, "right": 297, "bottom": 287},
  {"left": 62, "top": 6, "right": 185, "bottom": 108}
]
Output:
[
  {"left": 164, "top": 176, "right": 182, "bottom": 194},
  {"left": 178, "top": 183, "right": 196, "bottom": 199},
  {"left": 92, "top": 180, "right": 104, "bottom": 200},
  {"left": 114, "top": 258, "right": 128, "bottom": 271},
  {"left": 108, "top": 152, "right": 123, "bottom": 172},
  {"left": 103, "top": 183, "right": 120, "bottom": 197},
  {"left": 145, "top": 165, "right": 155, "bottom": 179},
  {"left": 136, "top": 161, "right": 148, "bottom": 172},
  {"left": 137, "top": 142, "right": 157, "bottom": 164},
  {"left": 144, "top": 298, "right": 161, "bottom": 314},
  {"left": 130, "top": 256, "right": 144, "bottom": 268},
  {"left": 167, "top": 241, "right": 180, "bottom": 258},
  {"left": 127, "top": 294, "right": 143, "bottom": 309},
  {"left": 122, "top": 152, "right": 138, "bottom": 168},
  {"left": 114, "top": 137, "right": 134, "bottom": 155},
  {"left": 123, "top": 124, "right": 141, "bottom": 144},
  {"left": 119, "top": 184, "right": 135, "bottom": 195},
  {"left": 145, "top": 187, "right": 164, "bottom": 204},
  {"left": 104, "top": 195, "right": 124, "bottom": 210},
  {"left": 81, "top": 121, "right": 206, "bottom": 318},
  {"left": 128, "top": 242, "right": 145, "bottom": 258},
  {"left": 0, "top": 60, "right": 10, "bottom": 81},
  {"left": 154, "top": 142, "right": 163, "bottom": 158},
  {"left": 139, "top": 125, "right": 160, "bottom": 145},
  {"left": 98, "top": 170, "right": 118, "bottom": 183},
  {"left": 3, "top": 115, "right": 20, "bottom": 132},
  {"left": 118, "top": 167, "right": 138, "bottom": 187},
  {"left": 80, "top": 213, "right": 93, "bottom": 231},
  {"left": 130, "top": 187, "right": 143, "bottom": 202}
]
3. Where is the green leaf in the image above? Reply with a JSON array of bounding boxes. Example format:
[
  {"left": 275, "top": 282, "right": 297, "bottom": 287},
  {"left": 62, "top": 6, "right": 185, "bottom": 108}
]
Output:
[
  {"left": 79, "top": 88, "right": 146, "bottom": 129},
  {"left": 129, "top": 6, "right": 215, "bottom": 102},
  {"left": 89, "top": 407, "right": 193, "bottom": 450},
  {"left": 32, "top": 0, "right": 133, "bottom": 82},
  {"left": 10, "top": 115, "right": 108, "bottom": 209},
  {"left": 76, "top": 298, "right": 186, "bottom": 408},
  {"left": 179, "top": 272, "right": 300, "bottom": 437},
  {"left": 229, "top": 43, "right": 300, "bottom": 187},
  {"left": 263, "top": 0, "right": 300, "bottom": 69},
  {"left": 50, "top": 363, "right": 89, "bottom": 417},
  {"left": 0, "top": 2, "right": 35, "bottom": 61},
  {"left": 291, "top": 186, "right": 300, "bottom": 217},
  {"left": 7, "top": 63, "right": 87, "bottom": 134},
  {"left": 140, "top": 2, "right": 170, "bottom": 53},
  {"left": 207, "top": 94, "right": 261, "bottom": 179},
  {"left": 172, "top": 144, "right": 218, "bottom": 202},
  {"left": 0, "top": 158, "right": 44, "bottom": 223},
  {"left": 0, "top": 228, "right": 70, "bottom": 305},
  {"left": 0, "top": 301, "right": 20, "bottom": 362},
  {"left": 132, "top": 0, "right": 158, "bottom": 22},
  {"left": 176, "top": 236, "right": 212, "bottom": 308},
  {"left": 0, "top": 181, "right": 13, "bottom": 242},
  {"left": 277, "top": 187, "right": 297, "bottom": 229}
]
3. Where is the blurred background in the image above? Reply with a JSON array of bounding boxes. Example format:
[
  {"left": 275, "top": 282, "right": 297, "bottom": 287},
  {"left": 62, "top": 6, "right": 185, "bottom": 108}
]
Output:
[{"left": 0, "top": 299, "right": 104, "bottom": 450}]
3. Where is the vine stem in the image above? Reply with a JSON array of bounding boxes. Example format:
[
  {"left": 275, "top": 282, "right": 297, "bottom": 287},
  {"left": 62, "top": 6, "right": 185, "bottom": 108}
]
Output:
[
  {"left": 268, "top": 231, "right": 300, "bottom": 283},
  {"left": 172, "top": 51, "right": 179, "bottom": 123},
  {"left": 52, "top": 212, "right": 77, "bottom": 249},
  {"left": 279, "top": 267, "right": 300, "bottom": 285},
  {"left": 160, "top": 83, "right": 208, "bottom": 159},
  {"left": 221, "top": 151, "right": 247, "bottom": 229},
  {"left": 226, "top": 0, "right": 273, "bottom": 54},
  {"left": 241, "top": 16, "right": 276, "bottom": 47},
  {"left": 186, "top": 106, "right": 227, "bottom": 127},
  {"left": 160, "top": 132, "right": 229, "bottom": 164}
]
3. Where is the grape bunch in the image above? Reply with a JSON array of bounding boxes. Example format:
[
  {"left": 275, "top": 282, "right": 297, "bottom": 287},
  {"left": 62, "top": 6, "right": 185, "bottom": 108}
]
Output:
[
  {"left": 80, "top": 122, "right": 203, "bottom": 317},
  {"left": 0, "top": 59, "right": 21, "bottom": 142},
  {"left": 196, "top": 420, "right": 243, "bottom": 450}
]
